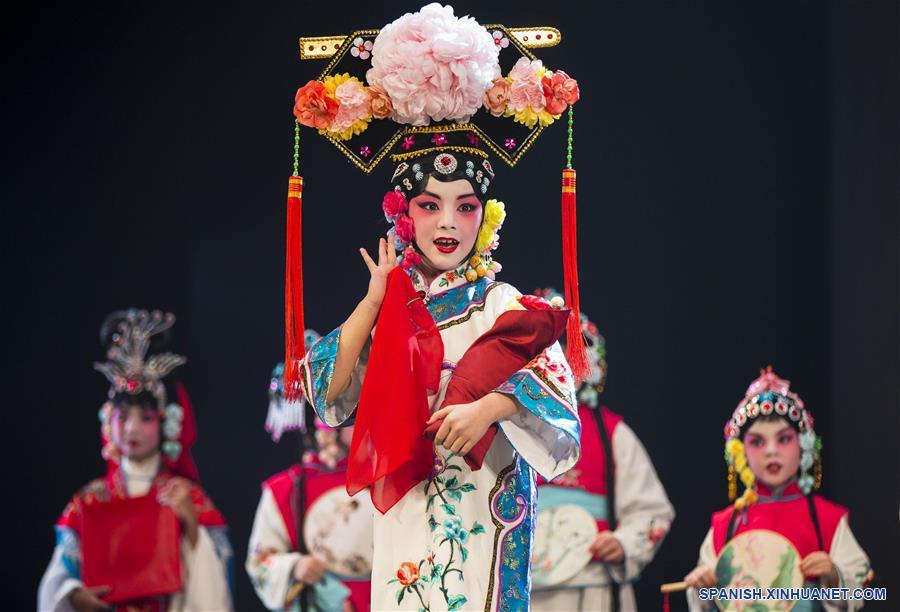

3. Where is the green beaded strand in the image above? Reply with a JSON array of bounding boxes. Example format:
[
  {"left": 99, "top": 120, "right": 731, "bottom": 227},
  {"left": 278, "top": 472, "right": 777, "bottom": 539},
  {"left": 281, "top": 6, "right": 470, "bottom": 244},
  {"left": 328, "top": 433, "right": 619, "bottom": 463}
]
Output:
[
  {"left": 292, "top": 119, "right": 300, "bottom": 177},
  {"left": 566, "top": 106, "right": 574, "bottom": 169}
]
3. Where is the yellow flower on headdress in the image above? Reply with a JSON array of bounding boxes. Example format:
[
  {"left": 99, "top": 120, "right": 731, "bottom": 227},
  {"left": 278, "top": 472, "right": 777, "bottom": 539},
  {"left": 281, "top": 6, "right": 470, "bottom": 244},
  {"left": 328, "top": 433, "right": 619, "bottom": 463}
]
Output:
[
  {"left": 475, "top": 199, "right": 506, "bottom": 253},
  {"left": 726, "top": 438, "right": 744, "bottom": 457}
]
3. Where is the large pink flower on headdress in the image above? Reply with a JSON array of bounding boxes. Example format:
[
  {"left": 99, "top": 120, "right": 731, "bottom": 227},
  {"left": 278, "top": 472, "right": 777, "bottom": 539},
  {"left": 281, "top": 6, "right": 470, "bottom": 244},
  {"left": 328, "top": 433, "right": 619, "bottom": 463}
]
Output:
[
  {"left": 507, "top": 57, "right": 546, "bottom": 113},
  {"left": 366, "top": 3, "right": 501, "bottom": 126}
]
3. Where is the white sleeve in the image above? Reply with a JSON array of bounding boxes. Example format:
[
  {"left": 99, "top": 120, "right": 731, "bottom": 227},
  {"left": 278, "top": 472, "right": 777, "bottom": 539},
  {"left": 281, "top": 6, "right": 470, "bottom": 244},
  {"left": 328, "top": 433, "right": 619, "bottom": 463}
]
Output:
[
  {"left": 606, "top": 422, "right": 676, "bottom": 582},
  {"left": 168, "top": 526, "right": 233, "bottom": 612},
  {"left": 686, "top": 528, "right": 716, "bottom": 612},
  {"left": 37, "top": 527, "right": 82, "bottom": 612},
  {"left": 823, "top": 515, "right": 872, "bottom": 612},
  {"left": 245, "top": 488, "right": 304, "bottom": 610}
]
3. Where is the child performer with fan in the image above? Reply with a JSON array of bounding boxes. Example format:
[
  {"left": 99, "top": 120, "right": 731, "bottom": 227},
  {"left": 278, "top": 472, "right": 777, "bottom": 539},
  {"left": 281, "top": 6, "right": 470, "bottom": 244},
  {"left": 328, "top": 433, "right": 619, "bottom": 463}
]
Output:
[
  {"left": 284, "top": 5, "right": 588, "bottom": 610},
  {"left": 247, "top": 343, "right": 373, "bottom": 612},
  {"left": 530, "top": 292, "right": 674, "bottom": 612},
  {"left": 38, "top": 310, "right": 233, "bottom": 612},
  {"left": 684, "top": 367, "right": 873, "bottom": 611}
]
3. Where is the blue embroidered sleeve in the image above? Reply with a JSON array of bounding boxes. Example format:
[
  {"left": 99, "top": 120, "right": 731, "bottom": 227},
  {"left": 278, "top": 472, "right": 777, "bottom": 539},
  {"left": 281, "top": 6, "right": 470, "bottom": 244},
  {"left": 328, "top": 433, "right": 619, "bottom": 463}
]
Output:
[
  {"left": 299, "top": 325, "right": 366, "bottom": 427},
  {"left": 495, "top": 342, "right": 581, "bottom": 481}
]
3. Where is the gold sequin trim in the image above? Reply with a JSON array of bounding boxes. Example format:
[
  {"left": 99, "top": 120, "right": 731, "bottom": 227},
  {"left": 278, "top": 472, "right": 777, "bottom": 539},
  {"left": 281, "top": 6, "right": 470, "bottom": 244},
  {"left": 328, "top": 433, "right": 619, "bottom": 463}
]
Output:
[
  {"left": 297, "top": 25, "right": 555, "bottom": 60},
  {"left": 391, "top": 146, "right": 488, "bottom": 163},
  {"left": 483, "top": 460, "right": 517, "bottom": 612},
  {"left": 436, "top": 282, "right": 504, "bottom": 331},
  {"left": 298, "top": 35, "right": 346, "bottom": 60},
  {"left": 508, "top": 27, "right": 562, "bottom": 49}
]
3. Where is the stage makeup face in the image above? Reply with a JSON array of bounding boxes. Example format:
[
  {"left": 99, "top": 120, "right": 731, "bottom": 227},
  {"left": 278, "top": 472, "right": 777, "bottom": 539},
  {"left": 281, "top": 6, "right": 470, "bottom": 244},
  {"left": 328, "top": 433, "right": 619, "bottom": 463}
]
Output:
[
  {"left": 111, "top": 404, "right": 162, "bottom": 462},
  {"left": 743, "top": 417, "right": 801, "bottom": 490},
  {"left": 408, "top": 177, "right": 483, "bottom": 275}
]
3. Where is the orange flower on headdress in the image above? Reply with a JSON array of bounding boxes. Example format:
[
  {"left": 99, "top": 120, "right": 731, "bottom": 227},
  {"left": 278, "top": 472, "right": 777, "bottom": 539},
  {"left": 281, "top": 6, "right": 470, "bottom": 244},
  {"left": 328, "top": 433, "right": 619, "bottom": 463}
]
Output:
[
  {"left": 293, "top": 80, "right": 339, "bottom": 130},
  {"left": 542, "top": 70, "right": 580, "bottom": 115}
]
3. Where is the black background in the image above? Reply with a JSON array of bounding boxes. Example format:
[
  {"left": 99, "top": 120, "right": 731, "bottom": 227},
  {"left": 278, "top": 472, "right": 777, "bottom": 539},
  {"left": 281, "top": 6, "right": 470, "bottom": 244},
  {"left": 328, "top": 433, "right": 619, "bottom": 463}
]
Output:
[{"left": 8, "top": 1, "right": 898, "bottom": 610}]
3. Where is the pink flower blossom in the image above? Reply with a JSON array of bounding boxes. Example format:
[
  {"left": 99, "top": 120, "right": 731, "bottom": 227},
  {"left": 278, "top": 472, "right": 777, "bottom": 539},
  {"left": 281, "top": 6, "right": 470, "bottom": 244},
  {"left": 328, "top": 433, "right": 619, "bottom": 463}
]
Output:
[
  {"left": 401, "top": 135, "right": 416, "bottom": 151},
  {"left": 330, "top": 79, "right": 370, "bottom": 134},
  {"left": 508, "top": 57, "right": 546, "bottom": 113},
  {"left": 366, "top": 4, "right": 500, "bottom": 126}
]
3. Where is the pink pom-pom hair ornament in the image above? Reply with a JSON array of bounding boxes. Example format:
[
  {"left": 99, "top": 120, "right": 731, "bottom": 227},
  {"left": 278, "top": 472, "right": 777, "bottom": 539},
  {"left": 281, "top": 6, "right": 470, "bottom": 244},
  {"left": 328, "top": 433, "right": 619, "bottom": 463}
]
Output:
[{"left": 282, "top": 4, "right": 591, "bottom": 400}]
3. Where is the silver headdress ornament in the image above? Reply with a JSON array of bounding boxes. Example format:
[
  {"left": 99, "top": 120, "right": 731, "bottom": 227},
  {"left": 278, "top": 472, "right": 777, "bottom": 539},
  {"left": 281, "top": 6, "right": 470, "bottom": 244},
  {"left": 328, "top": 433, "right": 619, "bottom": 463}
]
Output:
[{"left": 94, "top": 309, "right": 186, "bottom": 411}]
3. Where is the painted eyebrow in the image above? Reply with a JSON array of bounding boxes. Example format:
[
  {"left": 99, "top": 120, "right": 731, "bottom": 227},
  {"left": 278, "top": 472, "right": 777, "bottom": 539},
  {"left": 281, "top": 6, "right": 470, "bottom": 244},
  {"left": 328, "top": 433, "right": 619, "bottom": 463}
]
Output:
[
  {"left": 776, "top": 427, "right": 795, "bottom": 436},
  {"left": 420, "top": 190, "right": 479, "bottom": 201}
]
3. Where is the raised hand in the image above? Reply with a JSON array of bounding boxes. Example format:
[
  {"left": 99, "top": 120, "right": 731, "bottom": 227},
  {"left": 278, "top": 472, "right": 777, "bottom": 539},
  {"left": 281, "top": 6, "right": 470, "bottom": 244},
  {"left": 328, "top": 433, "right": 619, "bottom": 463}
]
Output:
[{"left": 359, "top": 237, "right": 398, "bottom": 307}]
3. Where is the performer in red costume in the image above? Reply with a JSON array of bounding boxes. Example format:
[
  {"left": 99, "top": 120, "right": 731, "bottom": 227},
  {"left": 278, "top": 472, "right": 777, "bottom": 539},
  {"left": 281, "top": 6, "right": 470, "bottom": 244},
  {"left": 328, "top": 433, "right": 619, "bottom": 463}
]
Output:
[
  {"left": 38, "top": 309, "right": 233, "bottom": 612},
  {"left": 247, "top": 349, "right": 373, "bottom": 612},
  {"left": 684, "top": 367, "right": 873, "bottom": 611},
  {"left": 531, "top": 292, "right": 674, "bottom": 612}
]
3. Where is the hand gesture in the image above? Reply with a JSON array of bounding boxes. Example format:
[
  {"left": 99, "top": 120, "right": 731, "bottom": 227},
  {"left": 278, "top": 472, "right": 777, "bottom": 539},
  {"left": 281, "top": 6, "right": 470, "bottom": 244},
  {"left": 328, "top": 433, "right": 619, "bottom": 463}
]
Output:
[
  {"left": 69, "top": 586, "right": 111, "bottom": 612},
  {"left": 684, "top": 564, "right": 717, "bottom": 589},
  {"left": 293, "top": 554, "right": 327, "bottom": 585},
  {"left": 359, "top": 238, "right": 398, "bottom": 307},
  {"left": 428, "top": 400, "right": 493, "bottom": 455},
  {"left": 589, "top": 531, "right": 624, "bottom": 563},
  {"left": 158, "top": 477, "right": 199, "bottom": 546},
  {"left": 801, "top": 551, "right": 839, "bottom": 587}
]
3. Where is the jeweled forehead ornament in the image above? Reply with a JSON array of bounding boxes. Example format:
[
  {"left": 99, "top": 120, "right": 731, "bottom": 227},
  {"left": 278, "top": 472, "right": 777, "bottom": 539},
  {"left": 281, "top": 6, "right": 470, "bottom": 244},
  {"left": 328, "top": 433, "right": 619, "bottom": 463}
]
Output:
[{"left": 282, "top": 4, "right": 590, "bottom": 399}]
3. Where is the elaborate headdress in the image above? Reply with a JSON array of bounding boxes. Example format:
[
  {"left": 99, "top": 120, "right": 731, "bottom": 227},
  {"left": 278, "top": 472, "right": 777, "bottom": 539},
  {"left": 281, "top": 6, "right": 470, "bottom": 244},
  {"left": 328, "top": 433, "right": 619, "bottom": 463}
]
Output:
[
  {"left": 266, "top": 329, "right": 350, "bottom": 468},
  {"left": 283, "top": 3, "right": 589, "bottom": 398},
  {"left": 94, "top": 309, "right": 199, "bottom": 481},
  {"left": 723, "top": 367, "right": 821, "bottom": 509},
  {"left": 265, "top": 329, "right": 322, "bottom": 443}
]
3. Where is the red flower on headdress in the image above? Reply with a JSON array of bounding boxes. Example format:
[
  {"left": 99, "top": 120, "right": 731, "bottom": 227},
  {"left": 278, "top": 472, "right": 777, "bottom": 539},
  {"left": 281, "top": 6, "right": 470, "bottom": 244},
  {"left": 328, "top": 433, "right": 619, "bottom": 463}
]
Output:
[
  {"left": 394, "top": 214, "right": 416, "bottom": 243},
  {"left": 293, "top": 80, "right": 338, "bottom": 130},
  {"left": 382, "top": 190, "right": 408, "bottom": 218},
  {"left": 542, "top": 70, "right": 580, "bottom": 116}
]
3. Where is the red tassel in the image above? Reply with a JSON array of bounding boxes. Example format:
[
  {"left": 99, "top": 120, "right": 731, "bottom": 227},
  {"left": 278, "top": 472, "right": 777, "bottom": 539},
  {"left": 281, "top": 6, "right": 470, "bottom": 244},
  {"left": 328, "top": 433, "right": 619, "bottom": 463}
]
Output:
[
  {"left": 561, "top": 168, "right": 590, "bottom": 382},
  {"left": 284, "top": 175, "right": 306, "bottom": 401},
  {"left": 663, "top": 592, "right": 670, "bottom": 612}
]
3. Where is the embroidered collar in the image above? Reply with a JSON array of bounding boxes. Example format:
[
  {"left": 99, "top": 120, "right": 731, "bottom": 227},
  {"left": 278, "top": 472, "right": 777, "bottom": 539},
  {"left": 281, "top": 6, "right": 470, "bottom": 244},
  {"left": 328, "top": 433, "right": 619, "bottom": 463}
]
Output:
[{"left": 409, "top": 265, "right": 470, "bottom": 298}]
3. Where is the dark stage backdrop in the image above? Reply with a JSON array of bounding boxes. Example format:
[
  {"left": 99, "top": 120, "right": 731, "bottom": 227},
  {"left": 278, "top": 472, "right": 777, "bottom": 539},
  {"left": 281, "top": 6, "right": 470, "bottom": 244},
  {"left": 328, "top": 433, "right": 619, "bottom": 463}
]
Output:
[{"left": 8, "top": 2, "right": 898, "bottom": 610}]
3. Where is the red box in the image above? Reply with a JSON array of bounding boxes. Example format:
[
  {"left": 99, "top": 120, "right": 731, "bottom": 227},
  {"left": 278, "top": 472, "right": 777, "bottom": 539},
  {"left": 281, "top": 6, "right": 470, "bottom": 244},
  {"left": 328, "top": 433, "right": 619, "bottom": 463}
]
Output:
[{"left": 81, "top": 495, "right": 183, "bottom": 603}]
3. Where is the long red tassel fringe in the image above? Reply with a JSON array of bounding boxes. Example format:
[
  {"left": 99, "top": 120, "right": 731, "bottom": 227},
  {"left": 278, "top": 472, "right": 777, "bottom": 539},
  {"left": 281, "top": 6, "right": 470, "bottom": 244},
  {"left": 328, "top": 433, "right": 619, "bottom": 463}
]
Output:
[
  {"left": 561, "top": 168, "right": 591, "bottom": 382},
  {"left": 284, "top": 175, "right": 306, "bottom": 401}
]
